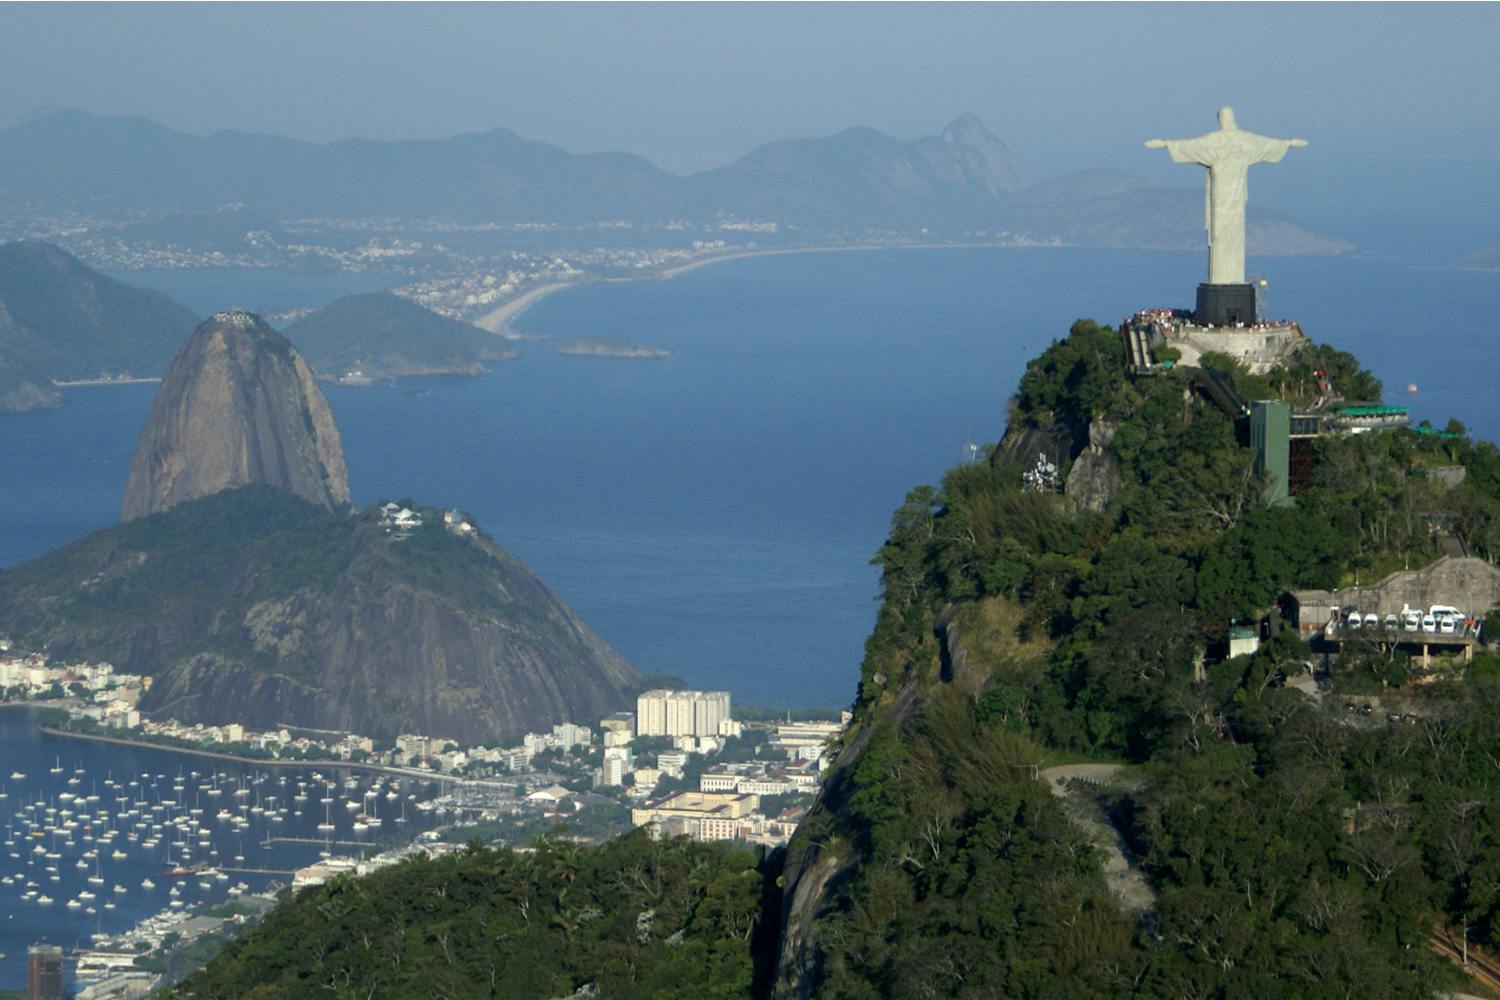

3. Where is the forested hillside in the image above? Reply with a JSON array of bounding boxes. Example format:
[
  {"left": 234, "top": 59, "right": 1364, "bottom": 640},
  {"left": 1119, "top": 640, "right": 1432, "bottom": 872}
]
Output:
[
  {"left": 176, "top": 320, "right": 1500, "bottom": 998},
  {"left": 777, "top": 320, "right": 1500, "bottom": 997},
  {"left": 171, "top": 833, "right": 773, "bottom": 999}
]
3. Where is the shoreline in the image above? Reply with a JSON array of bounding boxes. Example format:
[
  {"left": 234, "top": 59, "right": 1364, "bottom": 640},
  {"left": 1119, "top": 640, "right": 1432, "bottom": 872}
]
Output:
[
  {"left": 473, "top": 281, "right": 577, "bottom": 337},
  {"left": 35, "top": 725, "right": 482, "bottom": 785},
  {"left": 655, "top": 240, "right": 1045, "bottom": 279},
  {"left": 53, "top": 377, "right": 162, "bottom": 388}
]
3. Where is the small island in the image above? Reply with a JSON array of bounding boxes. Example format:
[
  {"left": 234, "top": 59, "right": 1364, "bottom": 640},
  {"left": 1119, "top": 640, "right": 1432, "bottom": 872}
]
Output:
[{"left": 555, "top": 337, "right": 674, "bottom": 360}]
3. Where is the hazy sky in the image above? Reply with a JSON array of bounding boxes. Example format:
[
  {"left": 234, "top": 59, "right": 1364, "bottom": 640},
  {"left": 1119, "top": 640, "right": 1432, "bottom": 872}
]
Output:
[
  {"left": 2, "top": 4, "right": 1494, "bottom": 169},
  {"left": 2, "top": 3, "right": 1497, "bottom": 250}
]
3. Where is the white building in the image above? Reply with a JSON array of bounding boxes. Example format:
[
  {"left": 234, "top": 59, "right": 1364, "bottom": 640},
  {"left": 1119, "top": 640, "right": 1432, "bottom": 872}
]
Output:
[
  {"left": 603, "top": 745, "right": 634, "bottom": 769},
  {"left": 770, "top": 720, "right": 844, "bottom": 761},
  {"left": 635, "top": 689, "right": 731, "bottom": 738},
  {"left": 700, "top": 772, "right": 740, "bottom": 792},
  {"left": 657, "top": 751, "right": 687, "bottom": 777},
  {"left": 596, "top": 756, "right": 625, "bottom": 787},
  {"left": 551, "top": 722, "right": 592, "bottom": 750}
]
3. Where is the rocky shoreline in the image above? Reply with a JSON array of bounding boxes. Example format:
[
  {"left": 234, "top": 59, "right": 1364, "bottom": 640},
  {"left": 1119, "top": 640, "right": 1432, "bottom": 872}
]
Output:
[{"left": 555, "top": 338, "right": 673, "bottom": 359}]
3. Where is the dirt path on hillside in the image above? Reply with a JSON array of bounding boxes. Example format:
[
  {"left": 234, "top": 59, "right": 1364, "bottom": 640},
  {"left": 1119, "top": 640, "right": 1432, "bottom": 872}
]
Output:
[{"left": 1039, "top": 764, "right": 1155, "bottom": 915}]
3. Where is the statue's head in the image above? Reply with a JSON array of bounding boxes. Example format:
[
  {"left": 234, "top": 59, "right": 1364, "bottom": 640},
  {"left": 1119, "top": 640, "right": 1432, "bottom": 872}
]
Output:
[{"left": 1218, "top": 106, "right": 1238, "bottom": 130}]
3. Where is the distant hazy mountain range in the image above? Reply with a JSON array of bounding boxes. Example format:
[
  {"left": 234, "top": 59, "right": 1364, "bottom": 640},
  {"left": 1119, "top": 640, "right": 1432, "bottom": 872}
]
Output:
[
  {"left": 0, "top": 242, "right": 518, "bottom": 412},
  {"left": 0, "top": 110, "right": 1349, "bottom": 252}
]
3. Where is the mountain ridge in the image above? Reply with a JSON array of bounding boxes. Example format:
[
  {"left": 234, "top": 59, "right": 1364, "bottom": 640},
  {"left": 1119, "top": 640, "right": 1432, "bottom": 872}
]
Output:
[
  {"left": 0, "top": 240, "right": 200, "bottom": 411},
  {"left": 0, "top": 110, "right": 1347, "bottom": 251}
]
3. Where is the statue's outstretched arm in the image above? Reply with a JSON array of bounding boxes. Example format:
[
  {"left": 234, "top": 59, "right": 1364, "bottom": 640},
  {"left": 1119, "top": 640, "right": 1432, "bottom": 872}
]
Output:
[
  {"left": 1144, "top": 140, "right": 1167, "bottom": 149},
  {"left": 1289, "top": 139, "right": 1308, "bottom": 148}
]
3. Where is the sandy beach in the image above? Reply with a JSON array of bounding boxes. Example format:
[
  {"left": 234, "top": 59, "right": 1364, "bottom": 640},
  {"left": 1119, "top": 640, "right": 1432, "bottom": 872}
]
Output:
[{"left": 474, "top": 281, "right": 576, "bottom": 337}]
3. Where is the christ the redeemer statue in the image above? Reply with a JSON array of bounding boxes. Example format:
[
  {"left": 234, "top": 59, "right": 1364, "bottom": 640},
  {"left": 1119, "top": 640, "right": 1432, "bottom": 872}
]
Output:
[{"left": 1146, "top": 106, "right": 1306, "bottom": 287}]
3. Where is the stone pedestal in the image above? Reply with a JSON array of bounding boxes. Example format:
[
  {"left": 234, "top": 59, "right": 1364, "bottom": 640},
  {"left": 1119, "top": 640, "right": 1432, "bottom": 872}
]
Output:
[{"left": 1196, "top": 283, "right": 1256, "bottom": 327}]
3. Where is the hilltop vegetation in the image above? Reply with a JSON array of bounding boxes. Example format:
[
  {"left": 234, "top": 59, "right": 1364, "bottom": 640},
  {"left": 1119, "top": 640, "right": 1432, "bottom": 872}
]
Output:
[
  {"left": 781, "top": 319, "right": 1500, "bottom": 997},
  {"left": 171, "top": 832, "right": 771, "bottom": 1000},
  {"left": 284, "top": 292, "right": 518, "bottom": 380},
  {"left": 0, "top": 487, "right": 640, "bottom": 742},
  {"left": 176, "top": 320, "right": 1500, "bottom": 998},
  {"left": 0, "top": 240, "right": 198, "bottom": 411}
]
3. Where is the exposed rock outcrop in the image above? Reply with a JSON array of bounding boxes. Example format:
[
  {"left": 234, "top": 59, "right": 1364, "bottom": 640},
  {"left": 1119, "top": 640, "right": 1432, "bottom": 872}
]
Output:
[
  {"left": 989, "top": 419, "right": 1077, "bottom": 473},
  {"left": 1063, "top": 419, "right": 1120, "bottom": 513},
  {"left": 121, "top": 311, "right": 349, "bottom": 520}
]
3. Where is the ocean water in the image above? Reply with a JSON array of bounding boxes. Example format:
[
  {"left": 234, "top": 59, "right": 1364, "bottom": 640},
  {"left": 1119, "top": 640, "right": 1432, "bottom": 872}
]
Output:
[{"left": 3, "top": 248, "right": 1498, "bottom": 713}]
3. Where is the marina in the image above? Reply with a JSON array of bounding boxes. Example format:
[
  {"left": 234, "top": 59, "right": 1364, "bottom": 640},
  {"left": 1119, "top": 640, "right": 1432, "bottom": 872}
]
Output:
[{"left": 0, "top": 708, "right": 450, "bottom": 991}]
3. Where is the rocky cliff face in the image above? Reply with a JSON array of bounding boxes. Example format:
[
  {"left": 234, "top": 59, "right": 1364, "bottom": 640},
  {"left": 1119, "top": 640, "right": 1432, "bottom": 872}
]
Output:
[
  {"left": 135, "top": 519, "right": 641, "bottom": 742},
  {"left": 1063, "top": 419, "right": 1121, "bottom": 514},
  {"left": 121, "top": 311, "right": 349, "bottom": 520}
]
